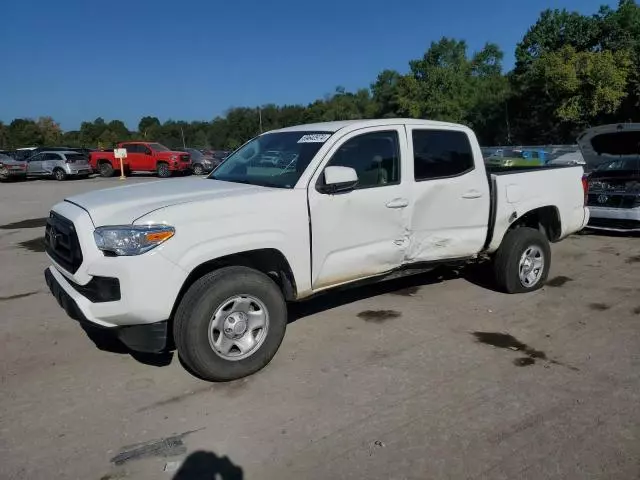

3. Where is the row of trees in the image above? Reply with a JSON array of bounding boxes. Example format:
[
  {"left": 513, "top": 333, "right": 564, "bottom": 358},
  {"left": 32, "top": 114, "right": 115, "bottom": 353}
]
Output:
[{"left": 1, "top": 1, "right": 639, "bottom": 150}]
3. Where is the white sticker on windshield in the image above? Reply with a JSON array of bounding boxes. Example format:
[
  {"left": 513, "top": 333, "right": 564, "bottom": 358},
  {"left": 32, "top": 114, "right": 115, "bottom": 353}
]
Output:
[{"left": 298, "top": 134, "right": 331, "bottom": 143}]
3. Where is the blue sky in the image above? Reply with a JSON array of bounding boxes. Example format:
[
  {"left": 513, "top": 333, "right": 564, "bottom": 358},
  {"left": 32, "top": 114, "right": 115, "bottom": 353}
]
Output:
[{"left": 2, "top": 0, "right": 612, "bottom": 130}]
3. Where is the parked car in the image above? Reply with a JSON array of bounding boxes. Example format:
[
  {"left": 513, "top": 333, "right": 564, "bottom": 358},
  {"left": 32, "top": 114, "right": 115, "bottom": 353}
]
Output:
[
  {"left": 179, "top": 148, "right": 217, "bottom": 175},
  {"left": 211, "top": 150, "right": 230, "bottom": 161},
  {"left": 485, "top": 148, "right": 546, "bottom": 167},
  {"left": 0, "top": 153, "right": 27, "bottom": 181},
  {"left": 578, "top": 123, "right": 640, "bottom": 232},
  {"left": 25, "top": 151, "right": 92, "bottom": 180},
  {"left": 44, "top": 119, "right": 589, "bottom": 381},
  {"left": 545, "top": 149, "right": 585, "bottom": 166},
  {"left": 14, "top": 147, "right": 38, "bottom": 161},
  {"left": 89, "top": 142, "right": 191, "bottom": 178},
  {"left": 584, "top": 158, "right": 640, "bottom": 232}
]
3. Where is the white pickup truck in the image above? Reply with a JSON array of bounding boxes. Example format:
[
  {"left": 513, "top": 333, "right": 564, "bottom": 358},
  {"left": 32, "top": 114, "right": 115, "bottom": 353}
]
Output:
[{"left": 44, "top": 119, "right": 589, "bottom": 381}]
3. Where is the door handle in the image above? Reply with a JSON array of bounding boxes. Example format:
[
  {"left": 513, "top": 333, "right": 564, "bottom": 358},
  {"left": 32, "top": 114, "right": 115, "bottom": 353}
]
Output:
[
  {"left": 462, "top": 190, "right": 483, "bottom": 199},
  {"left": 386, "top": 198, "right": 409, "bottom": 209}
]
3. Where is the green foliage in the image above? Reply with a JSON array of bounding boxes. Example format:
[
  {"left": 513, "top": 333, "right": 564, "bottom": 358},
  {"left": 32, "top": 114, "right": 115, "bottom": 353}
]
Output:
[{"left": 3, "top": 1, "right": 639, "bottom": 149}]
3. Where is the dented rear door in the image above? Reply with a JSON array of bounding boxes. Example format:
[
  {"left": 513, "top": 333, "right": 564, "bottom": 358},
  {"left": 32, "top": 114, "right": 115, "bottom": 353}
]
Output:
[{"left": 405, "top": 126, "right": 490, "bottom": 262}]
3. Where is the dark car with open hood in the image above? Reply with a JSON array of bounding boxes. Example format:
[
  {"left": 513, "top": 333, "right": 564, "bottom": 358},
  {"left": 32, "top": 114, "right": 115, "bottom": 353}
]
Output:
[{"left": 579, "top": 123, "right": 640, "bottom": 233}]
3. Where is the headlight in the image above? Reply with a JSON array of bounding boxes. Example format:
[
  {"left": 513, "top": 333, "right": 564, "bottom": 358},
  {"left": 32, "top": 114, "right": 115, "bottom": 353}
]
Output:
[{"left": 93, "top": 225, "right": 175, "bottom": 256}]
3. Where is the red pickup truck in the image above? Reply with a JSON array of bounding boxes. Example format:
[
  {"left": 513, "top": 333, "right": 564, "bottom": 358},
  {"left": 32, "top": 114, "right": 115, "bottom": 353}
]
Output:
[{"left": 90, "top": 142, "right": 192, "bottom": 178}]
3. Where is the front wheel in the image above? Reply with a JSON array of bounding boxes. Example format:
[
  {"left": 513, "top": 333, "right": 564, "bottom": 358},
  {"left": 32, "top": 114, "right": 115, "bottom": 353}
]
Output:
[
  {"left": 157, "top": 162, "right": 171, "bottom": 178},
  {"left": 192, "top": 163, "right": 204, "bottom": 175},
  {"left": 174, "top": 266, "right": 287, "bottom": 381},
  {"left": 493, "top": 227, "right": 551, "bottom": 293}
]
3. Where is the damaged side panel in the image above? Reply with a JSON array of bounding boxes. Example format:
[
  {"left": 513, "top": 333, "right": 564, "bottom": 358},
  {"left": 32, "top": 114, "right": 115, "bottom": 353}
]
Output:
[
  {"left": 309, "top": 187, "right": 408, "bottom": 290},
  {"left": 405, "top": 174, "right": 490, "bottom": 263}
]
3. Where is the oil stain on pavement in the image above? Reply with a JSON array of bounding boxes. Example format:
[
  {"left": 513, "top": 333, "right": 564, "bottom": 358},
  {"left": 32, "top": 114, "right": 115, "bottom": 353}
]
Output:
[
  {"left": 626, "top": 255, "right": 640, "bottom": 264},
  {"left": 110, "top": 429, "right": 203, "bottom": 466},
  {"left": 471, "top": 331, "right": 580, "bottom": 371},
  {"left": 473, "top": 332, "right": 547, "bottom": 367},
  {"left": 358, "top": 310, "right": 402, "bottom": 322}
]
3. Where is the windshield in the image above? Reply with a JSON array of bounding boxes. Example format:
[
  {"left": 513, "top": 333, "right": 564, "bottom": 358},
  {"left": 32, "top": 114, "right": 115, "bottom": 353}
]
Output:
[
  {"left": 210, "top": 131, "right": 332, "bottom": 188},
  {"left": 148, "top": 143, "right": 170, "bottom": 152}
]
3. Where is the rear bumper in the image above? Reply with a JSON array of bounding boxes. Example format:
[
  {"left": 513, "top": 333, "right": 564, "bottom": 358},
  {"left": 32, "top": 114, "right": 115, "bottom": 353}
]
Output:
[
  {"left": 45, "top": 267, "right": 168, "bottom": 352},
  {"left": 1, "top": 168, "right": 27, "bottom": 178},
  {"left": 588, "top": 206, "right": 640, "bottom": 232}
]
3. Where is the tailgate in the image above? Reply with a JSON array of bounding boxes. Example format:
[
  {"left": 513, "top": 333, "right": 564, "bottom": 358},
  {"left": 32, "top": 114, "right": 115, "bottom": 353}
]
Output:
[{"left": 486, "top": 166, "right": 587, "bottom": 252}]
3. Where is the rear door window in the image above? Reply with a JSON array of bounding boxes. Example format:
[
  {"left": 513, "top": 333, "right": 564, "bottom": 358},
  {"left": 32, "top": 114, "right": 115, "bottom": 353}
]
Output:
[{"left": 412, "top": 130, "right": 474, "bottom": 180}]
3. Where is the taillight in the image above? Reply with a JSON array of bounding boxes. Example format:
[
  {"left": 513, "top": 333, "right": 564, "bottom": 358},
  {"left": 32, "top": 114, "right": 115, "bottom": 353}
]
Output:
[{"left": 582, "top": 175, "right": 589, "bottom": 205}]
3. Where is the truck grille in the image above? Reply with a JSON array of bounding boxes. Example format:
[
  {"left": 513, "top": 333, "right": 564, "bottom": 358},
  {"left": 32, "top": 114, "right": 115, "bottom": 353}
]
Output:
[
  {"left": 587, "top": 193, "right": 640, "bottom": 209},
  {"left": 45, "top": 212, "right": 83, "bottom": 273}
]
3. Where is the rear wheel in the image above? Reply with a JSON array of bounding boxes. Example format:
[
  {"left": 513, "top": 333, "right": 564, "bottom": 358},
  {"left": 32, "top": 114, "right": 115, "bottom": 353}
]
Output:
[
  {"left": 174, "top": 266, "right": 287, "bottom": 381},
  {"left": 53, "top": 168, "right": 66, "bottom": 181},
  {"left": 157, "top": 162, "right": 171, "bottom": 178},
  {"left": 99, "top": 162, "right": 114, "bottom": 177},
  {"left": 0, "top": 165, "right": 9, "bottom": 181},
  {"left": 493, "top": 227, "right": 551, "bottom": 293}
]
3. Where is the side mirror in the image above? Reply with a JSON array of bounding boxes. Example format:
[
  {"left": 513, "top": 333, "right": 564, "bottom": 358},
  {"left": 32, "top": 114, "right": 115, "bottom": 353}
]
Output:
[
  {"left": 317, "top": 166, "right": 358, "bottom": 194},
  {"left": 146, "top": 150, "right": 152, "bottom": 155}
]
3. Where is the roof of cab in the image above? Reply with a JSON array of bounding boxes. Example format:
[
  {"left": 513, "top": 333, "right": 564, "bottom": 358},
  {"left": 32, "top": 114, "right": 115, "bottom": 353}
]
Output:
[{"left": 269, "top": 118, "right": 465, "bottom": 134}]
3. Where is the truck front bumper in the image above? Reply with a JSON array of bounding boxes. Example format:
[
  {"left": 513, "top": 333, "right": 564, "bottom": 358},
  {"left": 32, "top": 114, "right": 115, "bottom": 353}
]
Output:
[
  {"left": 43, "top": 201, "right": 189, "bottom": 352},
  {"left": 45, "top": 267, "right": 168, "bottom": 352}
]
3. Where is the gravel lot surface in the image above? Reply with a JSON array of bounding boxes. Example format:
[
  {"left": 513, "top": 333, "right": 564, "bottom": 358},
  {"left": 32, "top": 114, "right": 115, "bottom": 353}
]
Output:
[{"left": 1, "top": 176, "right": 639, "bottom": 480}]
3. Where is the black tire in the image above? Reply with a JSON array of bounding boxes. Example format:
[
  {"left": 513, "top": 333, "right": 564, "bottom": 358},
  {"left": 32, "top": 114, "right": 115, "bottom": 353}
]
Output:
[
  {"left": 99, "top": 162, "right": 114, "bottom": 177},
  {"left": 493, "top": 227, "right": 551, "bottom": 294},
  {"left": 157, "top": 162, "right": 171, "bottom": 178},
  {"left": 174, "top": 266, "right": 287, "bottom": 381},
  {"left": 192, "top": 163, "right": 204, "bottom": 175},
  {"left": 53, "top": 168, "right": 66, "bottom": 181}
]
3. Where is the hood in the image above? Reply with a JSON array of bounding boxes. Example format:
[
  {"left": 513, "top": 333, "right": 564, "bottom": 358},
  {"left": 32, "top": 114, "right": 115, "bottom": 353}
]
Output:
[
  {"left": 577, "top": 123, "right": 640, "bottom": 171},
  {"left": 65, "top": 177, "right": 272, "bottom": 226}
]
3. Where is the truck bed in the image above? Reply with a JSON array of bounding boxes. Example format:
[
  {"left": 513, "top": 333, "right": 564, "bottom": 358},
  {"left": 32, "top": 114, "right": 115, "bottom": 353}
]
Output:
[{"left": 483, "top": 164, "right": 587, "bottom": 253}]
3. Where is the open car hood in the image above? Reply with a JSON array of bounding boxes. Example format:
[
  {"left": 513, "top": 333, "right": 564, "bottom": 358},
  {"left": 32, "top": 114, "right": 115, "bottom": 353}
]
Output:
[{"left": 577, "top": 123, "right": 640, "bottom": 171}]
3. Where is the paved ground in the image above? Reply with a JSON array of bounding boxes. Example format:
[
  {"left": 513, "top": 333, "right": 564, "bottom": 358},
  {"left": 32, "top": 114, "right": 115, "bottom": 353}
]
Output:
[{"left": 1, "top": 176, "right": 639, "bottom": 480}]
